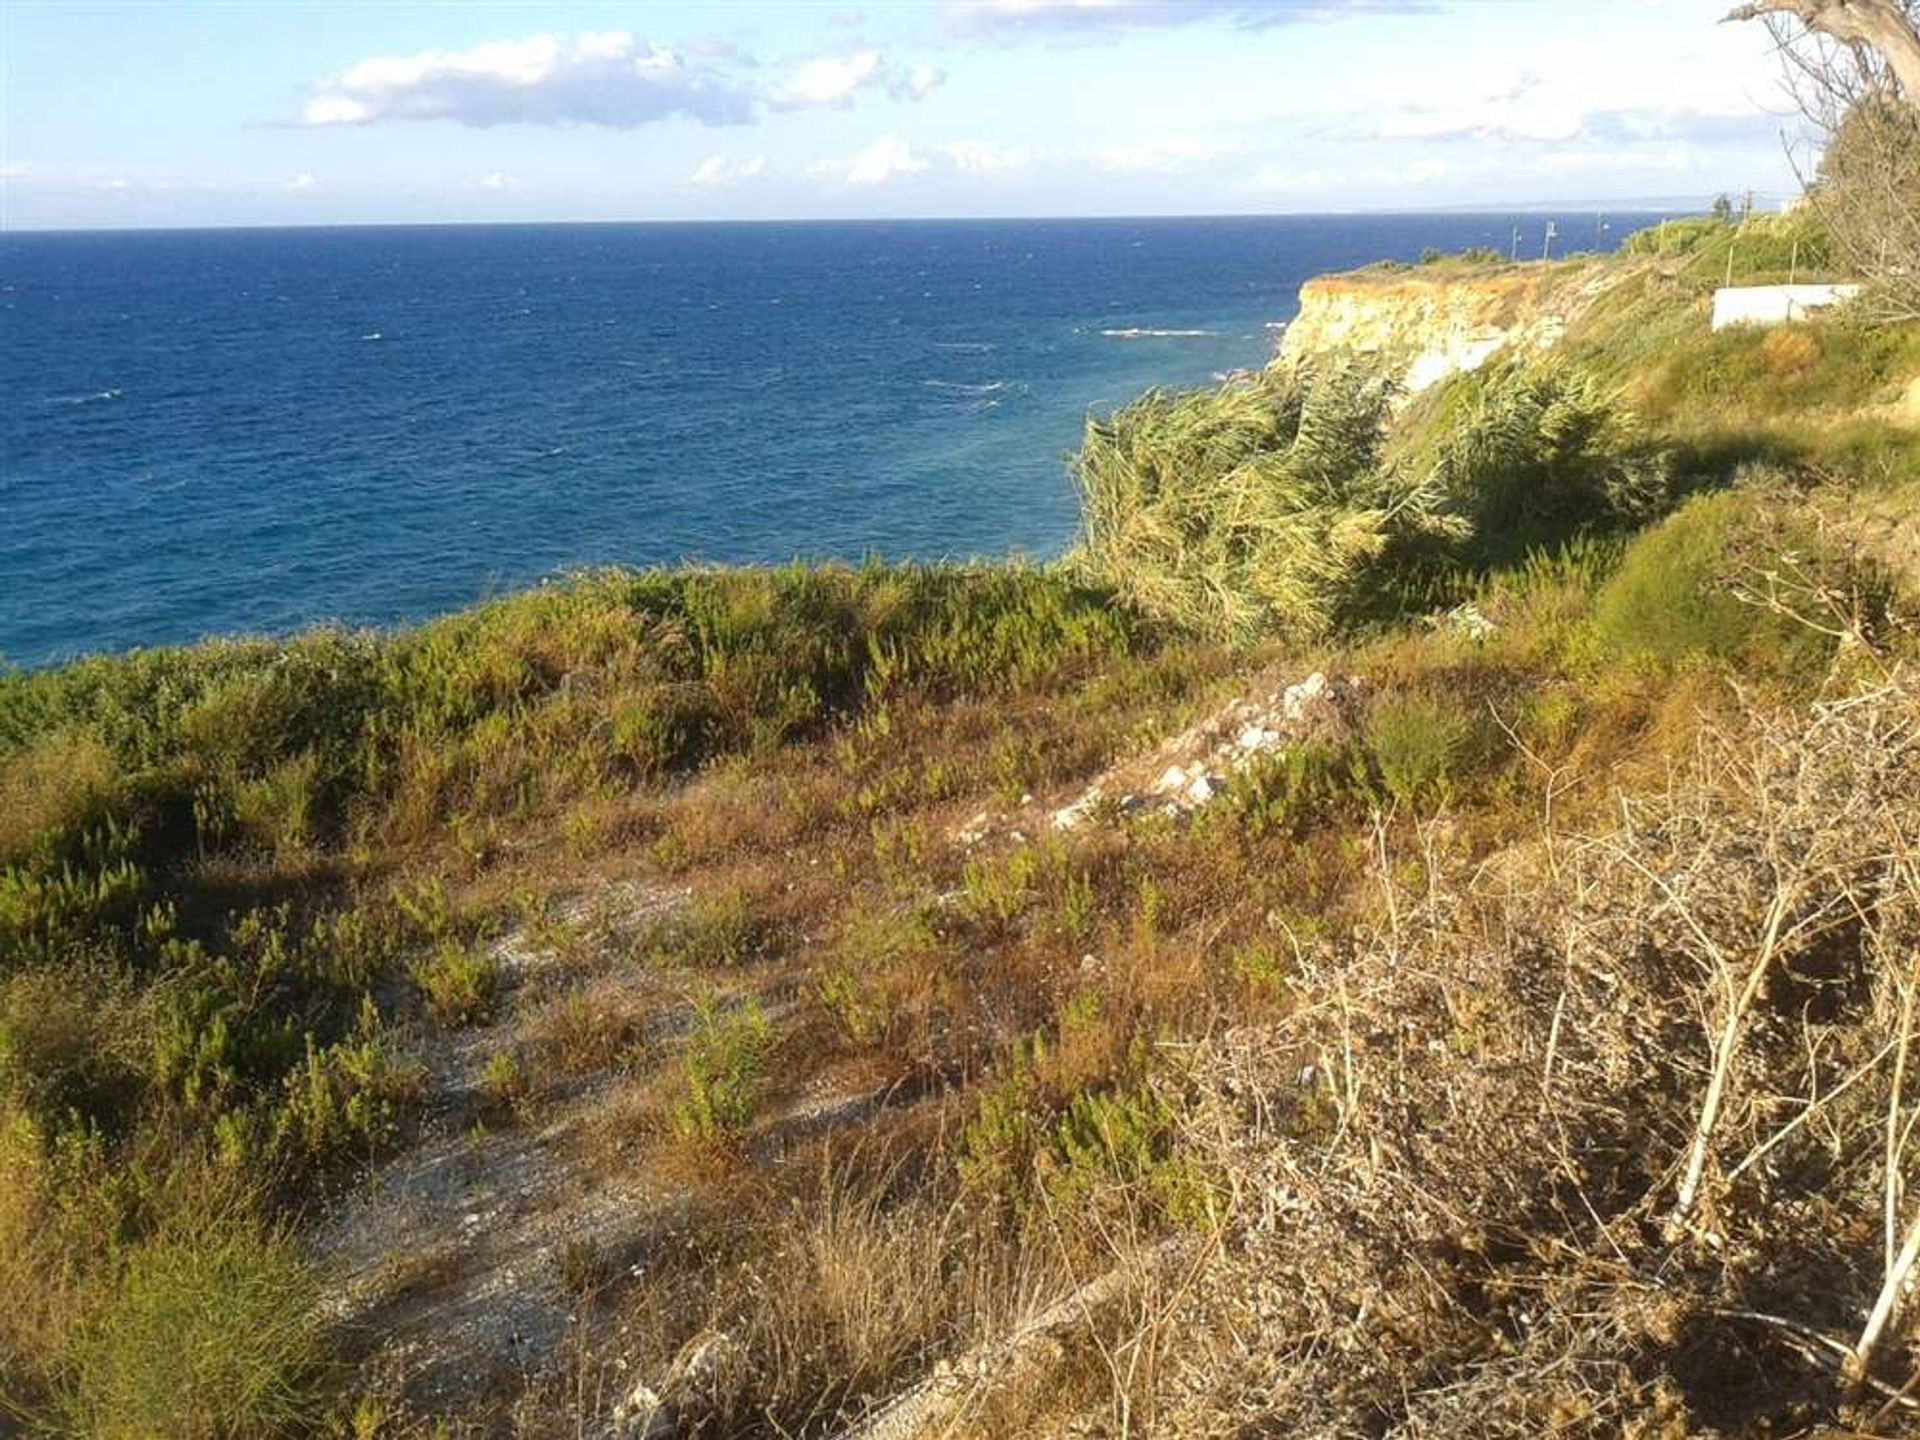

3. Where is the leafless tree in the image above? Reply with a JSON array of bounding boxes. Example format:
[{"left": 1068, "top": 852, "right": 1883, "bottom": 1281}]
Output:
[{"left": 1728, "top": 0, "right": 1920, "bottom": 319}]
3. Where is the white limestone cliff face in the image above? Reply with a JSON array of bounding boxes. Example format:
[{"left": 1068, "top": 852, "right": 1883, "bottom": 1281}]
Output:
[{"left": 1277, "top": 261, "right": 1627, "bottom": 394}]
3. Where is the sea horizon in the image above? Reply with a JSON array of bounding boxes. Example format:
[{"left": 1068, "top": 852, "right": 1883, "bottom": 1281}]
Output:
[{"left": 0, "top": 199, "right": 1742, "bottom": 237}]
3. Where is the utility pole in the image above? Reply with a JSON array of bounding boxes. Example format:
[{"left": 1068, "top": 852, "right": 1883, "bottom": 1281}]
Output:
[
  {"left": 1741, "top": 188, "right": 1753, "bottom": 224},
  {"left": 1542, "top": 220, "right": 1558, "bottom": 262}
]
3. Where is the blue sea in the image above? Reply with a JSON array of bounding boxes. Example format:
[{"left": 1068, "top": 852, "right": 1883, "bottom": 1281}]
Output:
[{"left": 0, "top": 214, "right": 1655, "bottom": 668}]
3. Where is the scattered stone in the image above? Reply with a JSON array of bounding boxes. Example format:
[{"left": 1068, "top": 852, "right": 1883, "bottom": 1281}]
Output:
[
  {"left": 1433, "top": 602, "right": 1496, "bottom": 642},
  {"left": 1050, "top": 670, "right": 1364, "bottom": 831}
]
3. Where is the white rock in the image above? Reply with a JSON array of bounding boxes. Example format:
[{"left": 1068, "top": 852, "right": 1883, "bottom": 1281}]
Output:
[
  {"left": 611, "top": 1380, "right": 669, "bottom": 1439},
  {"left": 1186, "top": 773, "right": 1216, "bottom": 804},
  {"left": 1158, "top": 765, "right": 1188, "bottom": 794},
  {"left": 1279, "top": 671, "right": 1329, "bottom": 720}
]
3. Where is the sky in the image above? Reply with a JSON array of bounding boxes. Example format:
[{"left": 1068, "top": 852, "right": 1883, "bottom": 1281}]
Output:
[{"left": 0, "top": 0, "right": 1813, "bottom": 230}]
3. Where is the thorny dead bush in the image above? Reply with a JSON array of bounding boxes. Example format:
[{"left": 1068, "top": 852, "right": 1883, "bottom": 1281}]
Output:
[{"left": 1129, "top": 672, "right": 1920, "bottom": 1437}]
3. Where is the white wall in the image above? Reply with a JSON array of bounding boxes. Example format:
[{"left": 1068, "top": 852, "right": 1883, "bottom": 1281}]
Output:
[{"left": 1711, "top": 284, "right": 1862, "bottom": 331}]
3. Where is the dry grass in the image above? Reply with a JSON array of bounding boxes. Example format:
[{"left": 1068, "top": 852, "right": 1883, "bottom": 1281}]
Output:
[{"left": 1114, "top": 671, "right": 1920, "bottom": 1437}]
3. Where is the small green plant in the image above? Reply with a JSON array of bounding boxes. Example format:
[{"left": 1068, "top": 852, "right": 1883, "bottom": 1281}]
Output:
[
  {"left": 1228, "top": 940, "right": 1291, "bottom": 998},
  {"left": 958, "top": 1045, "right": 1042, "bottom": 1202},
  {"left": 962, "top": 847, "right": 1040, "bottom": 931},
  {"left": 269, "top": 1002, "right": 422, "bottom": 1175},
  {"left": 1222, "top": 743, "right": 1372, "bottom": 839},
  {"left": 670, "top": 997, "right": 773, "bottom": 1144},
  {"left": 479, "top": 1050, "right": 530, "bottom": 1121},
  {"left": 818, "top": 903, "right": 939, "bottom": 1047},
  {"left": 647, "top": 888, "right": 760, "bottom": 968},
  {"left": 1363, "top": 693, "right": 1481, "bottom": 809},
  {"left": 1043, "top": 1081, "right": 1213, "bottom": 1227},
  {"left": 410, "top": 943, "right": 499, "bottom": 1026}
]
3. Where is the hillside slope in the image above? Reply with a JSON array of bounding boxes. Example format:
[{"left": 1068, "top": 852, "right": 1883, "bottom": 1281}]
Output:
[{"left": 3, "top": 221, "right": 1919, "bottom": 1440}]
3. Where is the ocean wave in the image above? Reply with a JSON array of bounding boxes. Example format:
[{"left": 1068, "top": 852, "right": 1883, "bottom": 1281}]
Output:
[
  {"left": 1100, "top": 328, "right": 1218, "bottom": 340},
  {"left": 58, "top": 389, "right": 122, "bottom": 406},
  {"left": 922, "top": 379, "right": 1008, "bottom": 395},
  {"left": 932, "top": 341, "right": 996, "bottom": 353},
  {"left": 360, "top": 332, "right": 383, "bottom": 342}
]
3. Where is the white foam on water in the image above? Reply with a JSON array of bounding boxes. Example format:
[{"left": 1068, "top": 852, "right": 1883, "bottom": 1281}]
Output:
[
  {"left": 922, "top": 379, "right": 1008, "bottom": 394},
  {"left": 1100, "top": 328, "right": 1218, "bottom": 340}
]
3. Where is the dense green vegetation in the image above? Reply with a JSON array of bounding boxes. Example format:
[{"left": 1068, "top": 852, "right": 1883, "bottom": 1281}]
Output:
[{"left": 2, "top": 215, "right": 1916, "bottom": 1438}]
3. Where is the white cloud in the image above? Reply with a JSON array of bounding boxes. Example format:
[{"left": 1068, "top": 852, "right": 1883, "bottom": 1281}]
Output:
[
  {"left": 945, "top": 140, "right": 1034, "bottom": 175},
  {"left": 947, "top": 0, "right": 1433, "bottom": 34},
  {"left": 894, "top": 63, "right": 947, "bottom": 100},
  {"left": 1095, "top": 136, "right": 1249, "bottom": 174},
  {"left": 301, "top": 31, "right": 752, "bottom": 129},
  {"left": 286, "top": 172, "right": 317, "bottom": 192},
  {"left": 774, "top": 50, "right": 884, "bottom": 108},
  {"left": 811, "top": 134, "right": 930, "bottom": 188},
  {"left": 478, "top": 170, "right": 521, "bottom": 190},
  {"left": 3, "top": 161, "right": 35, "bottom": 180},
  {"left": 688, "top": 153, "right": 769, "bottom": 189},
  {"left": 771, "top": 51, "right": 945, "bottom": 110}
]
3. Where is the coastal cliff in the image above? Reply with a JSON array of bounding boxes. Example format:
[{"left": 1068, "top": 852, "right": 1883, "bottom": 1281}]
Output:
[{"left": 1277, "top": 258, "right": 1630, "bottom": 392}]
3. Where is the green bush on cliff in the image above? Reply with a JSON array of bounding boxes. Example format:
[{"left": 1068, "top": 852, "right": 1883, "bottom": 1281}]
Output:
[
  {"left": 1592, "top": 482, "right": 1887, "bottom": 680},
  {"left": 1069, "top": 365, "right": 1458, "bottom": 641},
  {"left": 1430, "top": 366, "right": 1672, "bottom": 569},
  {"left": 1069, "top": 360, "right": 1677, "bottom": 639}
]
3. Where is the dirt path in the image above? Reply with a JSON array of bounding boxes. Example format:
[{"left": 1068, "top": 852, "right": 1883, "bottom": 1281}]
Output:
[{"left": 314, "top": 881, "right": 687, "bottom": 1412}]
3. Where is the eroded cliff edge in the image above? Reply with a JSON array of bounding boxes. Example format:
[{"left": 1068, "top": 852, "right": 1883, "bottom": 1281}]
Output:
[{"left": 1277, "top": 258, "right": 1634, "bottom": 392}]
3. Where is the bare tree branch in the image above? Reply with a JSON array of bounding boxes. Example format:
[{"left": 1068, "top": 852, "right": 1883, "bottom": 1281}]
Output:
[{"left": 1726, "top": 0, "right": 1920, "bottom": 107}]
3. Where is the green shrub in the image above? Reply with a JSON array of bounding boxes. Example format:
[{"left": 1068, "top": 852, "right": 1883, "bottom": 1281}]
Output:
[
  {"left": 1429, "top": 366, "right": 1672, "bottom": 569},
  {"left": 818, "top": 903, "right": 940, "bottom": 1047},
  {"left": 961, "top": 846, "right": 1040, "bottom": 932},
  {"left": 1219, "top": 743, "right": 1373, "bottom": 839},
  {"left": 646, "top": 888, "right": 761, "bottom": 968},
  {"left": 410, "top": 943, "right": 499, "bottom": 1027},
  {"left": 478, "top": 1050, "right": 530, "bottom": 1122},
  {"left": 61, "top": 1218, "right": 324, "bottom": 1440},
  {"left": 266, "top": 1001, "right": 422, "bottom": 1176},
  {"left": 0, "top": 727, "right": 119, "bottom": 866},
  {"left": 0, "top": 966, "right": 145, "bottom": 1137},
  {"left": 1363, "top": 693, "right": 1486, "bottom": 809},
  {"left": 1591, "top": 485, "right": 1873, "bottom": 680},
  {"left": 670, "top": 997, "right": 773, "bottom": 1143},
  {"left": 958, "top": 1044, "right": 1041, "bottom": 1200},
  {"left": 1070, "top": 366, "right": 1456, "bottom": 640},
  {"left": 229, "top": 752, "right": 322, "bottom": 858},
  {"left": 1042, "top": 1081, "right": 1211, "bottom": 1226}
]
